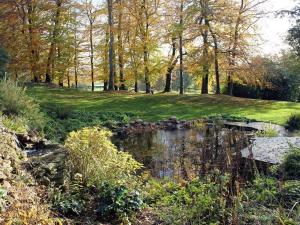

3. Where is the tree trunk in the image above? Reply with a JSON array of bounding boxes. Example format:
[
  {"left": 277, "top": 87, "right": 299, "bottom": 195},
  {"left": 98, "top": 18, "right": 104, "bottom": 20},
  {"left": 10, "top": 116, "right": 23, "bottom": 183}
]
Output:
[
  {"left": 164, "top": 38, "right": 177, "bottom": 93},
  {"left": 179, "top": 0, "right": 184, "bottom": 95},
  {"left": 208, "top": 22, "right": 220, "bottom": 94},
  {"left": 45, "top": 0, "right": 62, "bottom": 83},
  {"left": 89, "top": 19, "right": 95, "bottom": 91},
  {"left": 144, "top": 45, "right": 151, "bottom": 93},
  {"left": 27, "top": 0, "right": 40, "bottom": 83},
  {"left": 228, "top": 0, "right": 244, "bottom": 96},
  {"left": 67, "top": 69, "right": 70, "bottom": 88},
  {"left": 104, "top": 81, "right": 108, "bottom": 91},
  {"left": 74, "top": 28, "right": 78, "bottom": 89},
  {"left": 117, "top": 0, "right": 126, "bottom": 90},
  {"left": 135, "top": 81, "right": 139, "bottom": 92},
  {"left": 107, "top": 0, "right": 115, "bottom": 91},
  {"left": 201, "top": 18, "right": 209, "bottom": 95},
  {"left": 58, "top": 46, "right": 63, "bottom": 87}
]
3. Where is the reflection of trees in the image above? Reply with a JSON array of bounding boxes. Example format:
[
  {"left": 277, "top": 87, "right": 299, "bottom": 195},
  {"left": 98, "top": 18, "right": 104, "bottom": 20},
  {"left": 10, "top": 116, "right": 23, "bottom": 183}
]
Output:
[{"left": 114, "top": 126, "right": 250, "bottom": 181}]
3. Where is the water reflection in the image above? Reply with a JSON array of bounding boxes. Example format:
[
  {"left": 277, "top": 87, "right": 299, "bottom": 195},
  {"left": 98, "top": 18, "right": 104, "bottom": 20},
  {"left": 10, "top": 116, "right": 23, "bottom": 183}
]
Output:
[{"left": 113, "top": 125, "right": 251, "bottom": 181}]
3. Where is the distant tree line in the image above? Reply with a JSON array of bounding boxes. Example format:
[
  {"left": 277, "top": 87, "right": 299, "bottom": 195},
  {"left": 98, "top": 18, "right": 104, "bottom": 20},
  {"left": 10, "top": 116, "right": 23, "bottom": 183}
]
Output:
[{"left": 0, "top": 0, "right": 271, "bottom": 95}]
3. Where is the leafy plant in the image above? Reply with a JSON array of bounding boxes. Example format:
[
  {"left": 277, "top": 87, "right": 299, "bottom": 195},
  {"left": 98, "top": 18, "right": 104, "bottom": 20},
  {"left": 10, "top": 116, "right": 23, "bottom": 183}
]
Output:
[
  {"left": 145, "top": 175, "right": 230, "bottom": 225},
  {"left": 286, "top": 114, "right": 300, "bottom": 131},
  {"left": 245, "top": 176, "right": 279, "bottom": 206},
  {"left": 278, "top": 181, "right": 300, "bottom": 209},
  {"left": 64, "top": 127, "right": 142, "bottom": 186},
  {"left": 283, "top": 146, "right": 300, "bottom": 180},
  {"left": 52, "top": 181, "right": 86, "bottom": 216},
  {"left": 96, "top": 183, "right": 143, "bottom": 222},
  {"left": 0, "top": 187, "right": 7, "bottom": 212}
]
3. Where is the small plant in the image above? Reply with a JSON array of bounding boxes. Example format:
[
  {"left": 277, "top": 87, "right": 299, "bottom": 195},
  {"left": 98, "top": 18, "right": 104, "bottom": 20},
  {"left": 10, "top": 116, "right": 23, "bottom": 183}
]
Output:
[
  {"left": 282, "top": 146, "right": 300, "bottom": 180},
  {"left": 277, "top": 180, "right": 300, "bottom": 208},
  {"left": 245, "top": 176, "right": 279, "bottom": 206},
  {"left": 256, "top": 124, "right": 278, "bottom": 137},
  {"left": 0, "top": 187, "right": 7, "bottom": 212},
  {"left": 144, "top": 175, "right": 230, "bottom": 225},
  {"left": 286, "top": 114, "right": 300, "bottom": 131},
  {"left": 96, "top": 183, "right": 143, "bottom": 223},
  {"left": 52, "top": 181, "right": 86, "bottom": 216}
]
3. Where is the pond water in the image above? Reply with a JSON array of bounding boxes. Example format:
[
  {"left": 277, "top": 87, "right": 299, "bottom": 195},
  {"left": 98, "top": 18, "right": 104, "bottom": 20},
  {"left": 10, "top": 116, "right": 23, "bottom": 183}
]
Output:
[{"left": 113, "top": 125, "right": 257, "bottom": 181}]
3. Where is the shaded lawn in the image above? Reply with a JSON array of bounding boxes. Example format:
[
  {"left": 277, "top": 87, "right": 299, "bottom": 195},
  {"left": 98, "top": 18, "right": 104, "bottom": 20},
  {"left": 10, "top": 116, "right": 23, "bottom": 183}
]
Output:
[{"left": 28, "top": 86, "right": 300, "bottom": 125}]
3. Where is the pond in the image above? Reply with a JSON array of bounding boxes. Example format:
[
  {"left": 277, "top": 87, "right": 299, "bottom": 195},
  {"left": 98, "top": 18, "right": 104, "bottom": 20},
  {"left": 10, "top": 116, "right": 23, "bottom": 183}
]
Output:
[{"left": 113, "top": 124, "right": 260, "bottom": 181}]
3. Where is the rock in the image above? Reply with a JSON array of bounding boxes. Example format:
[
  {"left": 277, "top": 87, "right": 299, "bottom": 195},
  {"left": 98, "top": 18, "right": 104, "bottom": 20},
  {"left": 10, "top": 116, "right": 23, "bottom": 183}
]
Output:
[{"left": 241, "top": 137, "right": 300, "bottom": 164}]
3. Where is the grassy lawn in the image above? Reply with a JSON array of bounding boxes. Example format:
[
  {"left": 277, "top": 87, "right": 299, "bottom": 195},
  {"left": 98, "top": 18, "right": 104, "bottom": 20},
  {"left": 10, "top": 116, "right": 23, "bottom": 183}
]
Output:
[{"left": 28, "top": 86, "right": 300, "bottom": 125}]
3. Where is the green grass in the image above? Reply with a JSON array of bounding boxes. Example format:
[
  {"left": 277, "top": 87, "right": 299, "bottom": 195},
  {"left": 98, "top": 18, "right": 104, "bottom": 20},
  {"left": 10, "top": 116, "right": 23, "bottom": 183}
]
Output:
[{"left": 28, "top": 86, "right": 300, "bottom": 125}]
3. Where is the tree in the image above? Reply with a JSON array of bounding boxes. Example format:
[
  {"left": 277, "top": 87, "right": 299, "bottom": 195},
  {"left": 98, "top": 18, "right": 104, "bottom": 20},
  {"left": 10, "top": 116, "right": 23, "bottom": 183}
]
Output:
[
  {"left": 45, "top": 0, "right": 63, "bottom": 83},
  {"left": 107, "top": 0, "right": 115, "bottom": 91},
  {"left": 82, "top": 0, "right": 98, "bottom": 91}
]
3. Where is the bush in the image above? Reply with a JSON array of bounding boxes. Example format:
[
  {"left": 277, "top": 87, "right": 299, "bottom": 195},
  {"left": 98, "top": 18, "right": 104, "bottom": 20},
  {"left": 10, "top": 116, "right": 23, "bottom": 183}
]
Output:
[
  {"left": 283, "top": 147, "right": 300, "bottom": 180},
  {"left": 278, "top": 181, "right": 300, "bottom": 208},
  {"left": 245, "top": 176, "right": 279, "bottom": 207},
  {"left": 145, "top": 175, "right": 230, "bottom": 225},
  {"left": 96, "top": 183, "right": 143, "bottom": 222},
  {"left": 286, "top": 114, "right": 300, "bottom": 131},
  {"left": 0, "top": 80, "right": 45, "bottom": 133},
  {"left": 52, "top": 178, "right": 86, "bottom": 216},
  {"left": 64, "top": 127, "right": 142, "bottom": 186}
]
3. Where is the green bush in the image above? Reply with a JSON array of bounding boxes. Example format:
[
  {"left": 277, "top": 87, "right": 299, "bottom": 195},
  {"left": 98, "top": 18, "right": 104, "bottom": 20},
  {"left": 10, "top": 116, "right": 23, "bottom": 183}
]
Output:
[
  {"left": 286, "top": 114, "right": 300, "bottom": 131},
  {"left": 245, "top": 176, "right": 279, "bottom": 207},
  {"left": 0, "top": 80, "right": 45, "bottom": 133},
  {"left": 96, "top": 183, "right": 143, "bottom": 222},
  {"left": 283, "top": 147, "right": 300, "bottom": 180},
  {"left": 278, "top": 181, "right": 300, "bottom": 208},
  {"left": 52, "top": 178, "right": 86, "bottom": 216},
  {"left": 64, "top": 127, "right": 142, "bottom": 187},
  {"left": 145, "top": 175, "right": 230, "bottom": 225}
]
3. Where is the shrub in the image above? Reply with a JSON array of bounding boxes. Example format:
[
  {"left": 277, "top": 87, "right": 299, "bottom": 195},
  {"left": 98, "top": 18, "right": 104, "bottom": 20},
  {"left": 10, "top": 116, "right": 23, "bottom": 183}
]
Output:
[
  {"left": 283, "top": 147, "right": 300, "bottom": 180},
  {"left": 52, "top": 178, "right": 86, "bottom": 216},
  {"left": 286, "top": 114, "right": 300, "bottom": 131},
  {"left": 145, "top": 176, "right": 230, "bottom": 225},
  {"left": 96, "top": 183, "right": 143, "bottom": 222},
  {"left": 0, "top": 80, "right": 45, "bottom": 133},
  {"left": 245, "top": 176, "right": 279, "bottom": 207},
  {"left": 278, "top": 181, "right": 300, "bottom": 208},
  {"left": 64, "top": 127, "right": 142, "bottom": 186}
]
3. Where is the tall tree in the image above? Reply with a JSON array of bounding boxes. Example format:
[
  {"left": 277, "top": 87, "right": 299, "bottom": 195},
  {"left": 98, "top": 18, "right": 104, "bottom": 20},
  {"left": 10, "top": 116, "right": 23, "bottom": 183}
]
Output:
[
  {"left": 107, "top": 0, "right": 115, "bottom": 91},
  {"left": 179, "top": 0, "right": 184, "bottom": 95},
  {"left": 45, "top": 0, "right": 63, "bottom": 83}
]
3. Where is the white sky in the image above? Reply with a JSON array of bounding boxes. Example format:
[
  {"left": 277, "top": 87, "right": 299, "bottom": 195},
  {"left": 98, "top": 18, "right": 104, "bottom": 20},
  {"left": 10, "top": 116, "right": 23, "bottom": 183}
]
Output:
[{"left": 258, "top": 0, "right": 296, "bottom": 55}]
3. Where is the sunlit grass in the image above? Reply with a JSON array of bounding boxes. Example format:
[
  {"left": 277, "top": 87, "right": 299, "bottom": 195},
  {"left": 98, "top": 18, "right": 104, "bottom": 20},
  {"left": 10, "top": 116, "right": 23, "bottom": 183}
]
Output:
[{"left": 28, "top": 86, "right": 300, "bottom": 125}]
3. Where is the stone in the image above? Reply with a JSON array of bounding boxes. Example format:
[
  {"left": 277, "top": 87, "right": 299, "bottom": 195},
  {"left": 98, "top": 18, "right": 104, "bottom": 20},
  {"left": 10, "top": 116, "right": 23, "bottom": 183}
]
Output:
[{"left": 241, "top": 137, "right": 300, "bottom": 164}]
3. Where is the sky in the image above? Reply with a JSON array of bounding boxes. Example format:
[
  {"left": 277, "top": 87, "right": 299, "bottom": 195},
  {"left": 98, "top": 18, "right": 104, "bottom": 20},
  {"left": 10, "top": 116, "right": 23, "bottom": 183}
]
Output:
[{"left": 258, "top": 0, "right": 296, "bottom": 55}]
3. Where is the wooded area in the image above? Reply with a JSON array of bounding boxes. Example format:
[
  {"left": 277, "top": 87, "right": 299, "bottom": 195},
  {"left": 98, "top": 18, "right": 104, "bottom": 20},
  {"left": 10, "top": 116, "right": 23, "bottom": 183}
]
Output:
[{"left": 0, "top": 0, "right": 276, "bottom": 95}]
